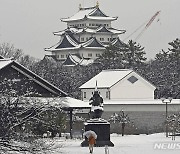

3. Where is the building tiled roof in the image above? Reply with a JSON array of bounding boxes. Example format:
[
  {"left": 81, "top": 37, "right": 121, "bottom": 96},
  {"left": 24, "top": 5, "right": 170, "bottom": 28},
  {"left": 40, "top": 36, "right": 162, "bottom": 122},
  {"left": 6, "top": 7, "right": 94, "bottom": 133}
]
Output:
[
  {"left": 45, "top": 35, "right": 106, "bottom": 52},
  {"left": 54, "top": 26, "right": 125, "bottom": 36},
  {"left": 45, "top": 34, "right": 80, "bottom": 51},
  {"left": 0, "top": 59, "right": 68, "bottom": 96},
  {"left": 111, "top": 38, "right": 128, "bottom": 48},
  {"left": 82, "top": 37, "right": 105, "bottom": 48},
  {"left": 63, "top": 54, "right": 94, "bottom": 66},
  {"left": 61, "top": 6, "right": 117, "bottom": 22}
]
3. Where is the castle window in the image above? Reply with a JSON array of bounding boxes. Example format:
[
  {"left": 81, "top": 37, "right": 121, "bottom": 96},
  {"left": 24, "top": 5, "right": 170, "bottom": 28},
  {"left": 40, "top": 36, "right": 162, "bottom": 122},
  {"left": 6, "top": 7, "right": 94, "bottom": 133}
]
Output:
[
  {"left": 81, "top": 37, "right": 84, "bottom": 41},
  {"left": 100, "top": 38, "right": 104, "bottom": 41},
  {"left": 127, "top": 76, "right": 138, "bottom": 84},
  {"left": 88, "top": 53, "right": 92, "bottom": 57}
]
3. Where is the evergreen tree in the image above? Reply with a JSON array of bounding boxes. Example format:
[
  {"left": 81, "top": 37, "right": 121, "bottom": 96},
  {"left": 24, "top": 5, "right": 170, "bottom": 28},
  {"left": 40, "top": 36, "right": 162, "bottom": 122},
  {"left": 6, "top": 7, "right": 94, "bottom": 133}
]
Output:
[{"left": 123, "top": 40, "right": 147, "bottom": 68}]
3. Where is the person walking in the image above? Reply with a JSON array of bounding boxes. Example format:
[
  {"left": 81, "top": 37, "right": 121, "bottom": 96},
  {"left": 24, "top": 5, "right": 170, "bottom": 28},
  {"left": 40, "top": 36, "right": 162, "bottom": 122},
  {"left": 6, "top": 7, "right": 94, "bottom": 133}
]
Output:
[{"left": 88, "top": 135, "right": 96, "bottom": 153}]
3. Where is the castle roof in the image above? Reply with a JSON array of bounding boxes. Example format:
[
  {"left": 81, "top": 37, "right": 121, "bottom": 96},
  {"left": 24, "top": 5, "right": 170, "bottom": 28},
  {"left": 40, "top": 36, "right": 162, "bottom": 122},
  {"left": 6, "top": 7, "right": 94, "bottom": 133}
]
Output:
[
  {"left": 111, "top": 38, "right": 128, "bottom": 48},
  {"left": 45, "top": 35, "right": 105, "bottom": 52},
  {"left": 53, "top": 26, "right": 125, "bottom": 36},
  {"left": 63, "top": 54, "right": 94, "bottom": 66},
  {"left": 61, "top": 6, "right": 117, "bottom": 22},
  {"left": 45, "top": 34, "right": 80, "bottom": 51},
  {"left": 82, "top": 37, "right": 105, "bottom": 49}
]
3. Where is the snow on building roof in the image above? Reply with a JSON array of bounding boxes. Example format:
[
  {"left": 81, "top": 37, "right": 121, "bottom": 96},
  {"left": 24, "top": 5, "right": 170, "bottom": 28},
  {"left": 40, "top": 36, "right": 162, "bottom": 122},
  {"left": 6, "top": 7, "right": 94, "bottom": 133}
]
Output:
[
  {"left": 19, "top": 97, "right": 91, "bottom": 109},
  {"left": 80, "top": 69, "right": 133, "bottom": 89},
  {"left": 0, "top": 59, "right": 13, "bottom": 70},
  {"left": 53, "top": 27, "right": 84, "bottom": 36},
  {"left": 45, "top": 34, "right": 80, "bottom": 51},
  {"left": 61, "top": 6, "right": 117, "bottom": 22},
  {"left": 54, "top": 26, "right": 125, "bottom": 37},
  {"left": 0, "top": 59, "right": 67, "bottom": 97},
  {"left": 82, "top": 37, "right": 105, "bottom": 49},
  {"left": 63, "top": 54, "right": 94, "bottom": 66},
  {"left": 96, "top": 26, "right": 112, "bottom": 33},
  {"left": 103, "top": 99, "right": 180, "bottom": 105},
  {"left": 60, "top": 97, "right": 91, "bottom": 109},
  {"left": 108, "top": 28, "right": 126, "bottom": 34},
  {"left": 111, "top": 38, "right": 128, "bottom": 48}
]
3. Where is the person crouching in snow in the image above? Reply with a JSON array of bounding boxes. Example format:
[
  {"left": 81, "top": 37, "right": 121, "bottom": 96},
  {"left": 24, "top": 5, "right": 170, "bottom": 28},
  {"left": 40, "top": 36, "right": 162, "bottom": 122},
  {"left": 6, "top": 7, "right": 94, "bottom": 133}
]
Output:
[{"left": 88, "top": 135, "right": 96, "bottom": 153}]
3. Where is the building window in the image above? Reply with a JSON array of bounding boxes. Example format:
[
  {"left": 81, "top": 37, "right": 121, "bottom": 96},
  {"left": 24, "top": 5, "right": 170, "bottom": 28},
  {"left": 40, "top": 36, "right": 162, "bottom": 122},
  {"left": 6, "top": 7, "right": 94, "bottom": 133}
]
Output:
[
  {"left": 96, "top": 53, "right": 100, "bottom": 57},
  {"left": 89, "top": 23, "right": 91, "bottom": 26},
  {"left": 84, "top": 92, "right": 86, "bottom": 98},
  {"left": 56, "top": 55, "right": 59, "bottom": 59},
  {"left": 86, "top": 37, "right": 89, "bottom": 41},
  {"left": 81, "top": 37, "right": 84, "bottom": 41},
  {"left": 127, "top": 76, "right": 138, "bottom": 84},
  {"left": 61, "top": 55, "right": 64, "bottom": 58},
  {"left": 106, "top": 91, "right": 109, "bottom": 98},
  {"left": 100, "top": 38, "right": 104, "bottom": 41},
  {"left": 88, "top": 53, "right": 92, "bottom": 57}
]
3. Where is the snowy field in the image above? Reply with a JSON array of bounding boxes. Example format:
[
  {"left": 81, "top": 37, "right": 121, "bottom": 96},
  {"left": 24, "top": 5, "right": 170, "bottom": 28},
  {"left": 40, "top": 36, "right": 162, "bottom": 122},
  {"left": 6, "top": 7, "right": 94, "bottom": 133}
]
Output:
[{"left": 47, "top": 133, "right": 180, "bottom": 154}]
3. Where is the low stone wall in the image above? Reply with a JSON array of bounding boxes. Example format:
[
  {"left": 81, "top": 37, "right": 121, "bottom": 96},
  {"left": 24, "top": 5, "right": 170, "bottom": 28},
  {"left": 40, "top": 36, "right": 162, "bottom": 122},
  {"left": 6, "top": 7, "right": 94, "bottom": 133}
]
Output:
[
  {"left": 102, "top": 111, "right": 167, "bottom": 134},
  {"left": 65, "top": 102, "right": 180, "bottom": 135}
]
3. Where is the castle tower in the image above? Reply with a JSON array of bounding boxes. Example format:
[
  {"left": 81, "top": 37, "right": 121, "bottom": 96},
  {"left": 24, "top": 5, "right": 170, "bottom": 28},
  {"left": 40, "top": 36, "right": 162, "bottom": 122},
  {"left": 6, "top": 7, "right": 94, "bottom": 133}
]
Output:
[{"left": 45, "top": 3, "right": 126, "bottom": 62}]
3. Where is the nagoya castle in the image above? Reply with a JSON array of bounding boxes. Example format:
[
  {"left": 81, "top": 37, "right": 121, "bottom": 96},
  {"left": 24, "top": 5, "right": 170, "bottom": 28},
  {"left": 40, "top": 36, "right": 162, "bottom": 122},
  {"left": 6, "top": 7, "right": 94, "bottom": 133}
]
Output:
[{"left": 45, "top": 2, "right": 126, "bottom": 66}]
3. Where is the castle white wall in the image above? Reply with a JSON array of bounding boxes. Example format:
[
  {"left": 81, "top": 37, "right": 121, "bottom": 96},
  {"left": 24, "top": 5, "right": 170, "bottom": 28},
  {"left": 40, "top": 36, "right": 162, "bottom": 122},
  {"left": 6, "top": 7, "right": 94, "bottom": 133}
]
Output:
[{"left": 67, "top": 20, "right": 111, "bottom": 28}]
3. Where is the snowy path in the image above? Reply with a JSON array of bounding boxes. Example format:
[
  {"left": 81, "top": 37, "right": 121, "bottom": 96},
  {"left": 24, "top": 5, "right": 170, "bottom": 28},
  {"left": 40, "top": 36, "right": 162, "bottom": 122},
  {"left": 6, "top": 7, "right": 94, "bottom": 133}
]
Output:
[{"left": 48, "top": 133, "right": 180, "bottom": 154}]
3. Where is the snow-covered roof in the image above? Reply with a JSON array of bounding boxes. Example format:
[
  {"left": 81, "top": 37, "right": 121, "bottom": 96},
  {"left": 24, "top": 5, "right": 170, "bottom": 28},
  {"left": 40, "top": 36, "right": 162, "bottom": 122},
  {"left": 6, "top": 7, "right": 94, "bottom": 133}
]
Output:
[
  {"left": 60, "top": 97, "right": 91, "bottom": 108},
  {"left": 45, "top": 34, "right": 80, "bottom": 51},
  {"left": 0, "top": 59, "right": 13, "bottom": 69},
  {"left": 63, "top": 54, "right": 94, "bottom": 66},
  {"left": 82, "top": 37, "right": 105, "bottom": 49},
  {"left": 80, "top": 69, "right": 133, "bottom": 89},
  {"left": 46, "top": 35, "right": 106, "bottom": 52},
  {"left": 108, "top": 28, "right": 126, "bottom": 34},
  {"left": 0, "top": 59, "right": 67, "bottom": 97},
  {"left": 61, "top": 6, "right": 117, "bottom": 22},
  {"left": 111, "top": 38, "right": 127, "bottom": 48},
  {"left": 18, "top": 97, "right": 91, "bottom": 109},
  {"left": 103, "top": 99, "right": 180, "bottom": 105},
  {"left": 54, "top": 26, "right": 125, "bottom": 36},
  {"left": 53, "top": 27, "right": 84, "bottom": 36}
]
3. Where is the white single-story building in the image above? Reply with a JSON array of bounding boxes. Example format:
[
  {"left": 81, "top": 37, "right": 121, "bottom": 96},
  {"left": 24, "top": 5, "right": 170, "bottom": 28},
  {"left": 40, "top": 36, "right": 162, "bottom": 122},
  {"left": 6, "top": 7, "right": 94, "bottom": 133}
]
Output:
[{"left": 79, "top": 69, "right": 156, "bottom": 101}]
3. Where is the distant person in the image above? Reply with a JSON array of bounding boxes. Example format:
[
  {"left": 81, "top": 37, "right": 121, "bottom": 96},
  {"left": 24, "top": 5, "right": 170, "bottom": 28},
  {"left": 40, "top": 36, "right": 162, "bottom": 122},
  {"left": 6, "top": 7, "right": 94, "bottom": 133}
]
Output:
[{"left": 88, "top": 135, "right": 96, "bottom": 153}]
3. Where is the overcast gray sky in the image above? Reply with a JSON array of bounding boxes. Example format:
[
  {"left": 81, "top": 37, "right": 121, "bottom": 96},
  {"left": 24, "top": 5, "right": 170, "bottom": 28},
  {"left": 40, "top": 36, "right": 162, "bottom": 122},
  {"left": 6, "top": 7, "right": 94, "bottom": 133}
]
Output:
[{"left": 0, "top": 0, "right": 179, "bottom": 60}]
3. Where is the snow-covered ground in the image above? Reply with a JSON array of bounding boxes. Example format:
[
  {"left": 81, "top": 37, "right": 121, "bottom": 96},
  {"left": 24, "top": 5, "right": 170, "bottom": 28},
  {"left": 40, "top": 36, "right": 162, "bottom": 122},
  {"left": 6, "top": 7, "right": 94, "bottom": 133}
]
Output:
[{"left": 48, "top": 133, "right": 180, "bottom": 154}]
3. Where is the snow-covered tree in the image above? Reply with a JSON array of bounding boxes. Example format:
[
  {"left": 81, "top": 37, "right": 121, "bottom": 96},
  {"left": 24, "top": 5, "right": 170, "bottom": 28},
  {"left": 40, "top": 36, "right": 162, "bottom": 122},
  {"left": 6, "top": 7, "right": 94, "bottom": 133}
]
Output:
[{"left": 109, "top": 110, "right": 130, "bottom": 136}]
